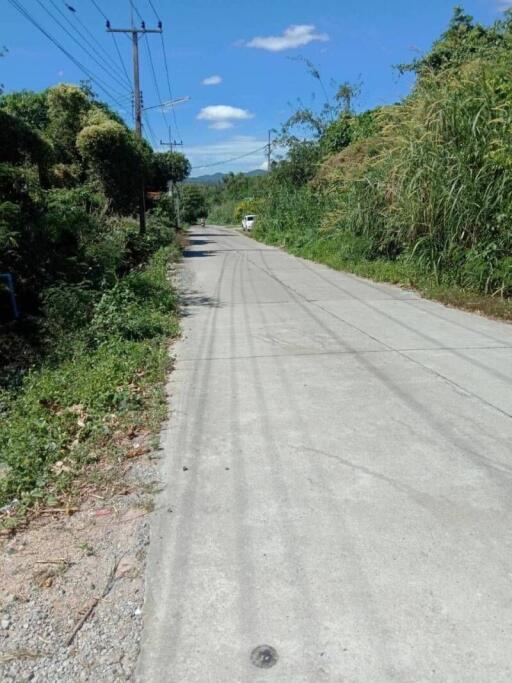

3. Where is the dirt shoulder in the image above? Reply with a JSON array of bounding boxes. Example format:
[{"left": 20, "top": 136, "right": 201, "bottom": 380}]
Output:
[{"left": 0, "top": 444, "right": 162, "bottom": 682}]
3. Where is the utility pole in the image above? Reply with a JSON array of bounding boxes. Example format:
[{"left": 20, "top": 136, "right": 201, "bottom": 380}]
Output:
[
  {"left": 106, "top": 18, "right": 162, "bottom": 233},
  {"left": 160, "top": 128, "right": 183, "bottom": 154},
  {"left": 267, "top": 130, "right": 272, "bottom": 173},
  {"left": 172, "top": 182, "right": 181, "bottom": 229},
  {"left": 160, "top": 128, "right": 183, "bottom": 228}
]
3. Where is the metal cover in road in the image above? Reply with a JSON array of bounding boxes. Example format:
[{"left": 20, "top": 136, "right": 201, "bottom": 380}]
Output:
[{"left": 250, "top": 645, "right": 279, "bottom": 669}]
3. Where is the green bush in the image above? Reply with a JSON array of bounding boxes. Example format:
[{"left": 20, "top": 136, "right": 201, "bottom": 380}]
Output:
[
  {"left": 0, "top": 246, "right": 179, "bottom": 509},
  {"left": 207, "top": 198, "right": 238, "bottom": 225},
  {"left": 89, "top": 249, "right": 178, "bottom": 345},
  {"left": 77, "top": 119, "right": 148, "bottom": 215}
]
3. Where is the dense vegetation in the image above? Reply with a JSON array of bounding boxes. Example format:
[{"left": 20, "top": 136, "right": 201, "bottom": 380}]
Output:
[
  {"left": 0, "top": 83, "right": 189, "bottom": 517},
  {"left": 207, "top": 8, "right": 512, "bottom": 316}
]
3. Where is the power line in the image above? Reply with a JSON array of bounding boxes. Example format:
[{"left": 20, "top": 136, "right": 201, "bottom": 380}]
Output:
[
  {"left": 110, "top": 33, "right": 133, "bottom": 96},
  {"left": 160, "top": 33, "right": 182, "bottom": 142},
  {"left": 34, "top": 0, "right": 130, "bottom": 100},
  {"left": 63, "top": 2, "right": 133, "bottom": 90},
  {"left": 53, "top": 0, "right": 132, "bottom": 91},
  {"left": 146, "top": 0, "right": 161, "bottom": 22},
  {"left": 45, "top": 0, "right": 131, "bottom": 94},
  {"left": 7, "top": 0, "right": 129, "bottom": 110},
  {"left": 85, "top": 1, "right": 135, "bottom": 108},
  {"left": 88, "top": 0, "right": 108, "bottom": 21},
  {"left": 142, "top": 112, "right": 158, "bottom": 147},
  {"left": 129, "top": 0, "right": 144, "bottom": 23},
  {"left": 132, "top": 2, "right": 182, "bottom": 148},
  {"left": 143, "top": 32, "right": 170, "bottom": 130},
  {"left": 191, "top": 146, "right": 267, "bottom": 171},
  {"left": 132, "top": 0, "right": 183, "bottom": 145}
]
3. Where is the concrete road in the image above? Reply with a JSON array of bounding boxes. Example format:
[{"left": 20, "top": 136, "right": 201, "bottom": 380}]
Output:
[{"left": 138, "top": 225, "right": 512, "bottom": 682}]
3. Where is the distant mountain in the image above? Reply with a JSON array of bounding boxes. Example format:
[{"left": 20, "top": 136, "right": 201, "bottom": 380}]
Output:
[{"left": 187, "top": 169, "right": 266, "bottom": 185}]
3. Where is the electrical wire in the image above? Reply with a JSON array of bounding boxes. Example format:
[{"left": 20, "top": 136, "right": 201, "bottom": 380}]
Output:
[
  {"left": 49, "top": 0, "right": 132, "bottom": 91},
  {"left": 160, "top": 33, "right": 182, "bottom": 143},
  {"left": 191, "top": 146, "right": 267, "bottom": 171},
  {"left": 146, "top": 0, "right": 161, "bottom": 22},
  {"left": 133, "top": 0, "right": 174, "bottom": 147},
  {"left": 143, "top": 32, "right": 170, "bottom": 136},
  {"left": 88, "top": 0, "right": 108, "bottom": 21},
  {"left": 110, "top": 32, "right": 133, "bottom": 96},
  {"left": 129, "top": 0, "right": 144, "bottom": 23},
  {"left": 34, "top": 0, "right": 130, "bottom": 101},
  {"left": 7, "top": 0, "right": 129, "bottom": 110},
  {"left": 62, "top": 2, "right": 133, "bottom": 90},
  {"left": 142, "top": 111, "right": 158, "bottom": 147}
]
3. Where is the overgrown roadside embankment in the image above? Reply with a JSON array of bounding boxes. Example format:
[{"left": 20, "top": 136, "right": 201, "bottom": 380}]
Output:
[
  {"left": 204, "top": 11, "right": 512, "bottom": 322},
  {"left": 0, "top": 239, "right": 182, "bottom": 681}
]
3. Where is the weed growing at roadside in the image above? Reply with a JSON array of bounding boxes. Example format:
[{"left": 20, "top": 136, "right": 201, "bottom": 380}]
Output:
[{"left": 0, "top": 246, "right": 179, "bottom": 518}]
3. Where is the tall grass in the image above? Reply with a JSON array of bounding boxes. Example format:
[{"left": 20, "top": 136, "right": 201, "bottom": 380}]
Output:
[
  {"left": 207, "top": 198, "right": 239, "bottom": 225},
  {"left": 383, "top": 59, "right": 512, "bottom": 294},
  {"left": 255, "top": 57, "right": 512, "bottom": 300},
  {"left": 255, "top": 184, "right": 327, "bottom": 248}
]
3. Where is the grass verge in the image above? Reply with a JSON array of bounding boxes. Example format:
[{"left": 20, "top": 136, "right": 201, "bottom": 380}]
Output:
[
  {"left": 252, "top": 229, "right": 512, "bottom": 322},
  {"left": 0, "top": 246, "right": 180, "bottom": 530}
]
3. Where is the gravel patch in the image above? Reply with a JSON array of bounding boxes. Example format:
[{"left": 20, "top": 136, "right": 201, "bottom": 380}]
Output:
[{"left": 0, "top": 450, "right": 163, "bottom": 682}]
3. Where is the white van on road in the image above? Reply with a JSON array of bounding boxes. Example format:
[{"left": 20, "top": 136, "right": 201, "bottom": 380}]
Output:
[{"left": 241, "top": 214, "right": 255, "bottom": 231}]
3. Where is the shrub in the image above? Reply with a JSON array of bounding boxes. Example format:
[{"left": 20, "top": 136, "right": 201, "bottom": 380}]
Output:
[
  {"left": 77, "top": 119, "right": 148, "bottom": 214},
  {"left": 0, "top": 246, "right": 179, "bottom": 508}
]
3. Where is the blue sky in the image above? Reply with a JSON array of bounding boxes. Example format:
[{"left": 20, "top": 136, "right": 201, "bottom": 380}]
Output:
[{"left": 2, "top": 0, "right": 510, "bottom": 175}]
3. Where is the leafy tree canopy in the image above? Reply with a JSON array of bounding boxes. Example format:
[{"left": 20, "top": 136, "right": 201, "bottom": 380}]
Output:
[
  {"left": 150, "top": 151, "right": 191, "bottom": 191},
  {"left": 181, "top": 185, "right": 208, "bottom": 223},
  {"left": 77, "top": 119, "right": 148, "bottom": 214}
]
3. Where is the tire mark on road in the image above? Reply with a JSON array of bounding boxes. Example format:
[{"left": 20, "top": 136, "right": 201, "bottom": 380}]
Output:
[
  {"left": 247, "top": 249, "right": 512, "bottom": 486},
  {"left": 144, "top": 251, "right": 231, "bottom": 673},
  {"left": 243, "top": 252, "right": 397, "bottom": 678}
]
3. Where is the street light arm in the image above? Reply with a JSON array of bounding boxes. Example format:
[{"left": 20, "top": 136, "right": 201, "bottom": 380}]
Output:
[{"left": 142, "top": 96, "right": 190, "bottom": 112}]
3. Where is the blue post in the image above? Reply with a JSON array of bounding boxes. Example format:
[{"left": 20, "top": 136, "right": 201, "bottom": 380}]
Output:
[{"left": 0, "top": 273, "right": 20, "bottom": 320}]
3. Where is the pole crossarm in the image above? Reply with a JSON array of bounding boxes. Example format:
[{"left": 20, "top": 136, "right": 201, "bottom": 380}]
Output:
[{"left": 106, "top": 28, "right": 162, "bottom": 33}]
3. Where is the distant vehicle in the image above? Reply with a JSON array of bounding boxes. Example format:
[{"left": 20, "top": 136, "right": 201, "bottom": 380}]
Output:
[{"left": 242, "top": 214, "right": 256, "bottom": 231}]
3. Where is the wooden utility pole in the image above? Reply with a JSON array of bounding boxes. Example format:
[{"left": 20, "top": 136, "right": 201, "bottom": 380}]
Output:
[
  {"left": 106, "top": 19, "right": 162, "bottom": 233},
  {"left": 160, "top": 127, "right": 183, "bottom": 154},
  {"left": 160, "top": 129, "right": 183, "bottom": 228},
  {"left": 267, "top": 130, "right": 272, "bottom": 173}
]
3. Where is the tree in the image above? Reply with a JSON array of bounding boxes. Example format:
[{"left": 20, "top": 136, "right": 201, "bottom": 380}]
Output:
[
  {"left": 271, "top": 141, "right": 321, "bottom": 187},
  {"left": 222, "top": 172, "right": 251, "bottom": 199},
  {"left": 0, "top": 89, "right": 49, "bottom": 130},
  {"left": 0, "top": 109, "right": 53, "bottom": 183},
  {"left": 335, "top": 82, "right": 361, "bottom": 114},
  {"left": 181, "top": 185, "right": 208, "bottom": 223},
  {"left": 320, "top": 115, "right": 352, "bottom": 156},
  {"left": 77, "top": 119, "right": 148, "bottom": 214},
  {"left": 46, "top": 84, "right": 91, "bottom": 163},
  {"left": 149, "top": 151, "right": 191, "bottom": 191}
]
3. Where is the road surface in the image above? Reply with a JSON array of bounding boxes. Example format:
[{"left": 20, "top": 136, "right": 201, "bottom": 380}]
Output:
[{"left": 138, "top": 225, "right": 512, "bottom": 682}]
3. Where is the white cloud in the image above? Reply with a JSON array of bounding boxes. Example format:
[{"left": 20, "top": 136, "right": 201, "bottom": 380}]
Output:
[
  {"left": 197, "top": 104, "right": 254, "bottom": 129},
  {"left": 245, "top": 24, "right": 329, "bottom": 52},
  {"left": 210, "top": 121, "right": 234, "bottom": 130},
  {"left": 202, "top": 74, "right": 222, "bottom": 86}
]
